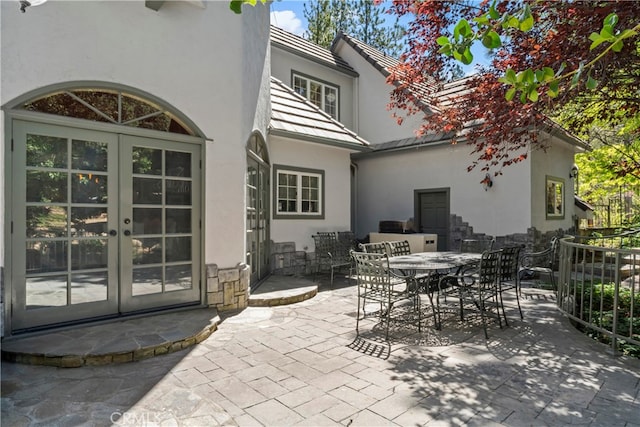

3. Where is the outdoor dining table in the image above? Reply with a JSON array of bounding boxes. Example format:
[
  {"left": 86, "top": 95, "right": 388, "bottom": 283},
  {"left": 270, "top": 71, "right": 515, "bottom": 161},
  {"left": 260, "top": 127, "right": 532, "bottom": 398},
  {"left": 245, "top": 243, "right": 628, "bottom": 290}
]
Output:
[
  {"left": 387, "top": 251, "right": 482, "bottom": 272},
  {"left": 387, "top": 251, "right": 483, "bottom": 329}
]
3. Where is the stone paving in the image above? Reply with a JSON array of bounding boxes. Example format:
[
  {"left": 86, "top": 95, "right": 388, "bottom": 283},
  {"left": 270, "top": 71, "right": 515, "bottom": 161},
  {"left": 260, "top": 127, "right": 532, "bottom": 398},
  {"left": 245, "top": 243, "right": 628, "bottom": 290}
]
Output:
[{"left": 2, "top": 275, "right": 640, "bottom": 426}]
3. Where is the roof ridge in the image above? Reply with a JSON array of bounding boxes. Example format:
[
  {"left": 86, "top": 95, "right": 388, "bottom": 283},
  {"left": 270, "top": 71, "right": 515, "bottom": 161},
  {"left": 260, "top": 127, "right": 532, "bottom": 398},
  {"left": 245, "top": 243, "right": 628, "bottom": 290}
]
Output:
[
  {"left": 333, "top": 32, "right": 439, "bottom": 114},
  {"left": 333, "top": 32, "right": 395, "bottom": 76},
  {"left": 270, "top": 25, "right": 357, "bottom": 76}
]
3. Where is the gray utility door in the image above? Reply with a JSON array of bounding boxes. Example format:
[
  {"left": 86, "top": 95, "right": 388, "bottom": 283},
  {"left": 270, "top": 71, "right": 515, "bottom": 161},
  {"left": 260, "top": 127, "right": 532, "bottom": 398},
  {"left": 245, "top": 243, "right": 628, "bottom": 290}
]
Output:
[
  {"left": 415, "top": 189, "right": 450, "bottom": 251},
  {"left": 10, "top": 120, "right": 201, "bottom": 332}
]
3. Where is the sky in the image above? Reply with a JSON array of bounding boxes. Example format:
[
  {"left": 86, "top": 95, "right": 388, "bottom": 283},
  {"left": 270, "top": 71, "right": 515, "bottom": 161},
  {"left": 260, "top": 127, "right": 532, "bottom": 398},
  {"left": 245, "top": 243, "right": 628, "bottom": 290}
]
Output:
[
  {"left": 270, "top": 0, "right": 308, "bottom": 36},
  {"left": 268, "top": 0, "right": 410, "bottom": 38},
  {"left": 268, "top": 0, "right": 489, "bottom": 75}
]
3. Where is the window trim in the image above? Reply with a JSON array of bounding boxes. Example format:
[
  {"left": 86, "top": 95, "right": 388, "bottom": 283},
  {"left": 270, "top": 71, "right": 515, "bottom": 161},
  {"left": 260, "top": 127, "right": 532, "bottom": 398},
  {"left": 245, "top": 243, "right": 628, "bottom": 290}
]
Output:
[
  {"left": 273, "top": 164, "right": 325, "bottom": 220},
  {"left": 545, "top": 175, "right": 565, "bottom": 220},
  {"left": 290, "top": 71, "right": 340, "bottom": 120}
]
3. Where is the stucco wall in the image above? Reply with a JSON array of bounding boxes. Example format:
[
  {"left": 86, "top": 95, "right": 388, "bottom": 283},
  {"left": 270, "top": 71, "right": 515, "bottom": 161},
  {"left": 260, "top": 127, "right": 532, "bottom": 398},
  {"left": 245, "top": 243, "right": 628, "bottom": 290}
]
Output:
[
  {"left": 530, "top": 133, "right": 577, "bottom": 232},
  {"left": 269, "top": 135, "right": 353, "bottom": 252},
  {"left": 1, "top": 0, "right": 270, "bottom": 271},
  {"left": 354, "top": 142, "right": 532, "bottom": 240},
  {"left": 334, "top": 40, "right": 425, "bottom": 143},
  {"left": 270, "top": 47, "right": 356, "bottom": 130}
]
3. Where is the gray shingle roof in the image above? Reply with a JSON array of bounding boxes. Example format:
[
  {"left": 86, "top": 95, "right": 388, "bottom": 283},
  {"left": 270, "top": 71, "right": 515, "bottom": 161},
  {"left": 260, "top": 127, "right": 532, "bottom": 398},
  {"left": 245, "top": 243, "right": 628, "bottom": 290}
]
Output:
[
  {"left": 269, "top": 77, "right": 369, "bottom": 150},
  {"left": 271, "top": 26, "right": 358, "bottom": 77},
  {"left": 437, "top": 76, "right": 475, "bottom": 108},
  {"left": 333, "top": 33, "right": 439, "bottom": 106},
  {"left": 352, "top": 133, "right": 457, "bottom": 158},
  {"left": 364, "top": 132, "right": 455, "bottom": 151}
]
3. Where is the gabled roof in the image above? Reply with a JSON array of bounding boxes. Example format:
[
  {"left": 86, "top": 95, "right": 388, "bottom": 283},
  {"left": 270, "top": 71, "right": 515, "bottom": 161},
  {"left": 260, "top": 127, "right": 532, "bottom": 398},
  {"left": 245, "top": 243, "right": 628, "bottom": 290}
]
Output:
[
  {"left": 334, "top": 32, "right": 589, "bottom": 151},
  {"left": 437, "top": 76, "right": 475, "bottom": 108},
  {"left": 269, "top": 77, "right": 370, "bottom": 151},
  {"left": 270, "top": 26, "right": 358, "bottom": 77},
  {"left": 332, "top": 33, "right": 439, "bottom": 108},
  {"left": 541, "top": 118, "right": 591, "bottom": 151},
  {"left": 271, "top": 27, "right": 588, "bottom": 153}
]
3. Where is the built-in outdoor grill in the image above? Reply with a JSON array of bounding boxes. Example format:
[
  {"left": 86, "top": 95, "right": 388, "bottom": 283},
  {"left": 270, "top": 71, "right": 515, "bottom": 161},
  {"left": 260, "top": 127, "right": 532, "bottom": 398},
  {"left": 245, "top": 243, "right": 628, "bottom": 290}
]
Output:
[
  {"left": 378, "top": 220, "right": 413, "bottom": 234},
  {"left": 373, "top": 220, "right": 437, "bottom": 252}
]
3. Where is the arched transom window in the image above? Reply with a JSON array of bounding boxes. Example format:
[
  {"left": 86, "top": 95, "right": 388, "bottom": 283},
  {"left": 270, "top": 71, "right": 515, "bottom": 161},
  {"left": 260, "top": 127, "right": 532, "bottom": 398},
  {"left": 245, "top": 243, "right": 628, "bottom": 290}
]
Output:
[{"left": 20, "top": 88, "right": 194, "bottom": 135}]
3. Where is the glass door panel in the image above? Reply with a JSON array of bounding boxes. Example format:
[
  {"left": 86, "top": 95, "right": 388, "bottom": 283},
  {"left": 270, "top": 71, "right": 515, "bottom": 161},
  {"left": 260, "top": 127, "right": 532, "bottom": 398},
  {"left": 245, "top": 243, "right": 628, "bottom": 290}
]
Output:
[
  {"left": 258, "top": 165, "right": 270, "bottom": 278},
  {"left": 246, "top": 159, "right": 258, "bottom": 284},
  {"left": 246, "top": 155, "right": 270, "bottom": 288},
  {"left": 119, "top": 135, "right": 200, "bottom": 312},
  {"left": 12, "top": 121, "right": 118, "bottom": 331}
]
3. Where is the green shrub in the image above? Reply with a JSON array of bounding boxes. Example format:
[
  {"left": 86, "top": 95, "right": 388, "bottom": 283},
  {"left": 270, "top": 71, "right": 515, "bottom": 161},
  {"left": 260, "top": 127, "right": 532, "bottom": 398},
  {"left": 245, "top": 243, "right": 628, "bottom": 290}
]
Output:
[{"left": 571, "top": 282, "right": 640, "bottom": 357}]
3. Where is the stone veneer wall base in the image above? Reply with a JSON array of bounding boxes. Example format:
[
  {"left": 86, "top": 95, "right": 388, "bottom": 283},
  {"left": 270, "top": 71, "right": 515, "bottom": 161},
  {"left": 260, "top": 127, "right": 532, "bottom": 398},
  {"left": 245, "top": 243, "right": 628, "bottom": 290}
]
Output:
[
  {"left": 206, "top": 263, "right": 250, "bottom": 311},
  {"left": 449, "top": 214, "right": 569, "bottom": 251}
]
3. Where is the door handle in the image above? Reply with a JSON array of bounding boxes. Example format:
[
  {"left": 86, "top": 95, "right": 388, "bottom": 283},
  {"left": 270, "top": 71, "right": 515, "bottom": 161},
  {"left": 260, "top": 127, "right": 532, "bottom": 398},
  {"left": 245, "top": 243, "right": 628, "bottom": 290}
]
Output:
[
  {"left": 124, "top": 230, "right": 131, "bottom": 236},
  {"left": 109, "top": 229, "right": 117, "bottom": 236}
]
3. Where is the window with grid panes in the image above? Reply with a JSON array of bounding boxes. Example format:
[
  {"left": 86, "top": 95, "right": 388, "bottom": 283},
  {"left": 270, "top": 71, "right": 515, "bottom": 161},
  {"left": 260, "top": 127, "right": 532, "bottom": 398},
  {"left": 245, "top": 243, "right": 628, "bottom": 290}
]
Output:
[
  {"left": 274, "top": 166, "right": 323, "bottom": 218},
  {"left": 292, "top": 74, "right": 339, "bottom": 119}
]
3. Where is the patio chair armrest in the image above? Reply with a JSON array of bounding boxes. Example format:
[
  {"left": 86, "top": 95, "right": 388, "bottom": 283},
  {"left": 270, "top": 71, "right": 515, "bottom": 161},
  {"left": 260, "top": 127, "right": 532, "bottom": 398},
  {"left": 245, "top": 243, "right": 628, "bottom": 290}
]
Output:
[
  {"left": 388, "top": 268, "right": 414, "bottom": 281},
  {"left": 327, "top": 251, "right": 352, "bottom": 266},
  {"left": 521, "top": 248, "right": 553, "bottom": 268},
  {"left": 387, "top": 269, "right": 421, "bottom": 294},
  {"left": 437, "top": 270, "right": 477, "bottom": 291}
]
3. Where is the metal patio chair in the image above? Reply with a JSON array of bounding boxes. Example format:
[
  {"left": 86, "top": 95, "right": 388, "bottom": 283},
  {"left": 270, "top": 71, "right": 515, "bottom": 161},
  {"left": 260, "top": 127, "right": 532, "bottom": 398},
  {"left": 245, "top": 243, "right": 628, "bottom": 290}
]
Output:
[
  {"left": 438, "top": 249, "right": 503, "bottom": 339},
  {"left": 520, "top": 237, "right": 559, "bottom": 293},
  {"left": 460, "top": 238, "right": 495, "bottom": 253},
  {"left": 458, "top": 238, "right": 495, "bottom": 274},
  {"left": 337, "top": 231, "right": 358, "bottom": 282},
  {"left": 337, "top": 231, "right": 357, "bottom": 252},
  {"left": 385, "top": 240, "right": 440, "bottom": 328},
  {"left": 312, "top": 233, "right": 351, "bottom": 287},
  {"left": 385, "top": 240, "right": 412, "bottom": 256},
  {"left": 359, "top": 241, "right": 388, "bottom": 254},
  {"left": 351, "top": 250, "right": 421, "bottom": 341},
  {"left": 498, "top": 245, "right": 524, "bottom": 325}
]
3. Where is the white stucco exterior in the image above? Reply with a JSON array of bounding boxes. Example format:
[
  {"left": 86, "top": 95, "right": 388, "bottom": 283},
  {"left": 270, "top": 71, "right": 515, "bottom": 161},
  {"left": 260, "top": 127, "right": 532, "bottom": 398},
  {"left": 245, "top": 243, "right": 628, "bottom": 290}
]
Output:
[
  {"left": 354, "top": 142, "right": 532, "bottom": 240},
  {"left": 333, "top": 39, "right": 426, "bottom": 143},
  {"left": 1, "top": 0, "right": 269, "bottom": 268},
  {"left": 269, "top": 135, "right": 354, "bottom": 252},
  {"left": 333, "top": 37, "right": 584, "bottom": 246},
  {"left": 1, "top": 0, "right": 271, "bottom": 334},
  {"left": 0, "top": 5, "right": 585, "bottom": 335},
  {"left": 530, "top": 134, "right": 578, "bottom": 232}
]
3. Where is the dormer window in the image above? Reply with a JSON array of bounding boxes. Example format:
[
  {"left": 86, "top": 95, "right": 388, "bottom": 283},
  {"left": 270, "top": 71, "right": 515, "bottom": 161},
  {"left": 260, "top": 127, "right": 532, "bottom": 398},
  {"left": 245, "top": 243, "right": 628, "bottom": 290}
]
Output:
[{"left": 292, "top": 73, "right": 339, "bottom": 119}]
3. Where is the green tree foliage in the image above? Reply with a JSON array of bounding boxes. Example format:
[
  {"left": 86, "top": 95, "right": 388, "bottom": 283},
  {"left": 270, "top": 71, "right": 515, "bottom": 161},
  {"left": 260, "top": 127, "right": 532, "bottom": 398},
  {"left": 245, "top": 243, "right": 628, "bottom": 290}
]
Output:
[
  {"left": 303, "top": 0, "right": 337, "bottom": 48},
  {"left": 304, "top": 0, "right": 405, "bottom": 56},
  {"left": 573, "top": 124, "right": 640, "bottom": 224},
  {"left": 386, "top": 1, "right": 640, "bottom": 176},
  {"left": 351, "top": 0, "right": 404, "bottom": 57},
  {"left": 229, "top": 0, "right": 267, "bottom": 14}
]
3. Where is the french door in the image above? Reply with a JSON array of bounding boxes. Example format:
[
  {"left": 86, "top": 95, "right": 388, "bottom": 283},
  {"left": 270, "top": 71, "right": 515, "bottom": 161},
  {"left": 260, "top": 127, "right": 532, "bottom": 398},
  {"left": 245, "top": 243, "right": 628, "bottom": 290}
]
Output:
[
  {"left": 10, "top": 121, "right": 201, "bottom": 331},
  {"left": 246, "top": 155, "right": 270, "bottom": 288}
]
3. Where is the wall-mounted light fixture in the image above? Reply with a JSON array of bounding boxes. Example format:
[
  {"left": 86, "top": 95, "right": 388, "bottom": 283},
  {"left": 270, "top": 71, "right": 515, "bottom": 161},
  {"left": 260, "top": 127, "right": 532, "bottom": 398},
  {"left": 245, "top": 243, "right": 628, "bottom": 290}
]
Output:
[
  {"left": 569, "top": 164, "right": 579, "bottom": 179},
  {"left": 569, "top": 164, "right": 579, "bottom": 195},
  {"left": 19, "top": 0, "right": 47, "bottom": 13},
  {"left": 483, "top": 173, "right": 493, "bottom": 191}
]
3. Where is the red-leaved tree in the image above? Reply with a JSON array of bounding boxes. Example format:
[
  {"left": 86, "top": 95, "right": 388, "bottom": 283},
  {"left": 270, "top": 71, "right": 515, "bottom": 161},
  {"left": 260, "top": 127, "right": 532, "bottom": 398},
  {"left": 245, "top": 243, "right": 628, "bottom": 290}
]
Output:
[{"left": 385, "top": 0, "right": 640, "bottom": 178}]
